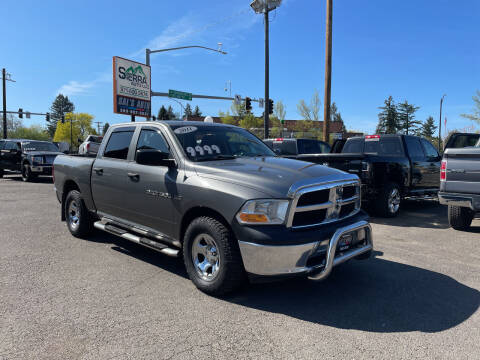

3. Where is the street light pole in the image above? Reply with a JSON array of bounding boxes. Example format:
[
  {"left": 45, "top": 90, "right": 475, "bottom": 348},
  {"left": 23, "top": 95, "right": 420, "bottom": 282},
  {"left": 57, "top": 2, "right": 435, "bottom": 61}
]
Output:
[
  {"left": 2, "top": 69, "right": 15, "bottom": 139},
  {"left": 438, "top": 94, "right": 446, "bottom": 151},
  {"left": 323, "top": 0, "right": 333, "bottom": 143},
  {"left": 264, "top": 9, "right": 270, "bottom": 139}
]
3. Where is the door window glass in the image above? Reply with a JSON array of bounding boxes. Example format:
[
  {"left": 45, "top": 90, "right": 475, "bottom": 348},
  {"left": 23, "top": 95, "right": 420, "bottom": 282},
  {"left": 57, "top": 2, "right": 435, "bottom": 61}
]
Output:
[
  {"left": 0, "top": 141, "right": 5, "bottom": 150},
  {"left": 103, "top": 130, "right": 134, "bottom": 160},
  {"left": 405, "top": 137, "right": 425, "bottom": 160},
  {"left": 5, "top": 142, "right": 20, "bottom": 151},
  {"left": 297, "top": 139, "right": 331, "bottom": 154},
  {"left": 136, "top": 129, "right": 169, "bottom": 154},
  {"left": 421, "top": 139, "right": 439, "bottom": 159}
]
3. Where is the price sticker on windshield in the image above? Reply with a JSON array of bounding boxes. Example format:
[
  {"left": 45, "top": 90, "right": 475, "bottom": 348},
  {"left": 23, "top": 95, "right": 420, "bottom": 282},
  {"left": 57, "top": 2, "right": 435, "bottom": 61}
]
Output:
[{"left": 174, "top": 126, "right": 197, "bottom": 135}]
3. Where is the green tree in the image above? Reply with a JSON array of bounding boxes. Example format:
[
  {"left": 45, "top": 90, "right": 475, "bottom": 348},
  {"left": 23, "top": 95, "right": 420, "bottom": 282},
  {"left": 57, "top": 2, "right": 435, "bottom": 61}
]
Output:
[
  {"left": 397, "top": 100, "right": 421, "bottom": 135},
  {"left": 193, "top": 105, "right": 202, "bottom": 117},
  {"left": 48, "top": 94, "right": 75, "bottom": 137},
  {"left": 297, "top": 89, "right": 321, "bottom": 121},
  {"left": 102, "top": 122, "right": 110, "bottom": 135},
  {"left": 461, "top": 90, "right": 480, "bottom": 125},
  {"left": 419, "top": 116, "right": 437, "bottom": 139},
  {"left": 9, "top": 125, "right": 50, "bottom": 141},
  {"left": 330, "top": 102, "right": 343, "bottom": 122},
  {"left": 158, "top": 106, "right": 168, "bottom": 120},
  {"left": 376, "top": 96, "right": 399, "bottom": 134},
  {"left": 166, "top": 105, "right": 175, "bottom": 120},
  {"left": 184, "top": 103, "right": 193, "bottom": 119},
  {"left": 53, "top": 113, "right": 95, "bottom": 149},
  {"left": 274, "top": 101, "right": 286, "bottom": 122}
]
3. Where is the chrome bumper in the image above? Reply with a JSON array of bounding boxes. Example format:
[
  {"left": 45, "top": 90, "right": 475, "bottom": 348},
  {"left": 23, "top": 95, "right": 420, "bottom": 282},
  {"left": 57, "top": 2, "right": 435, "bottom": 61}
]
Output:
[
  {"left": 238, "top": 220, "right": 373, "bottom": 279},
  {"left": 30, "top": 165, "right": 52, "bottom": 173},
  {"left": 438, "top": 192, "right": 478, "bottom": 211}
]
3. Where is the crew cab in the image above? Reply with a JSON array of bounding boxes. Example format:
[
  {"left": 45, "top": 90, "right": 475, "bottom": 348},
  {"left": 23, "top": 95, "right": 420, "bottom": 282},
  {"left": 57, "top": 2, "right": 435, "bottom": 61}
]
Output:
[
  {"left": 294, "top": 134, "right": 441, "bottom": 217},
  {"left": 0, "top": 139, "right": 62, "bottom": 181},
  {"left": 439, "top": 137, "right": 480, "bottom": 230},
  {"left": 53, "top": 121, "right": 373, "bottom": 295},
  {"left": 263, "top": 138, "right": 331, "bottom": 158}
]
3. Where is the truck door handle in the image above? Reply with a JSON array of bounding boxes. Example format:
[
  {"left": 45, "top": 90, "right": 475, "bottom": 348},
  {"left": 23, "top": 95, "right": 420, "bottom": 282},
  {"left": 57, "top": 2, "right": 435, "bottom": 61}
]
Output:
[
  {"left": 93, "top": 167, "right": 103, "bottom": 174},
  {"left": 128, "top": 172, "right": 139, "bottom": 180}
]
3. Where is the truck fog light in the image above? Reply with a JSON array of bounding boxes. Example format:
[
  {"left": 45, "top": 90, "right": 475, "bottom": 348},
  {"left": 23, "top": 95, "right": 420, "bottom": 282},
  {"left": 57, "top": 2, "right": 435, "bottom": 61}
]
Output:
[{"left": 357, "top": 228, "right": 366, "bottom": 242}]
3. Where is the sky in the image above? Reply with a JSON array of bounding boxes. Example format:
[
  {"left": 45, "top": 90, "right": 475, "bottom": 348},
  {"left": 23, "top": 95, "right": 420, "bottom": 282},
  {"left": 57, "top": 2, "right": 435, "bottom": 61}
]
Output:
[{"left": 1, "top": 0, "right": 479, "bottom": 135}]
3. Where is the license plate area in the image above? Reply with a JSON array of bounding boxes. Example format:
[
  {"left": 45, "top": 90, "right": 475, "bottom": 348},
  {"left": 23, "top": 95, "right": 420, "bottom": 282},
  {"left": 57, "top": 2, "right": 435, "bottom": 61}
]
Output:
[{"left": 338, "top": 233, "right": 354, "bottom": 251}]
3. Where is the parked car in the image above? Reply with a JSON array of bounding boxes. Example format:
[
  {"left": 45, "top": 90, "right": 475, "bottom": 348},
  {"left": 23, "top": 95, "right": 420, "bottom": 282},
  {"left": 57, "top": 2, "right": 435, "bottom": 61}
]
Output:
[
  {"left": 292, "top": 134, "right": 441, "bottom": 217},
  {"left": 0, "top": 139, "right": 62, "bottom": 181},
  {"left": 439, "top": 138, "right": 480, "bottom": 230},
  {"left": 53, "top": 121, "right": 373, "bottom": 295},
  {"left": 78, "top": 135, "right": 103, "bottom": 155},
  {"left": 263, "top": 138, "right": 331, "bottom": 158},
  {"left": 443, "top": 132, "right": 480, "bottom": 150}
]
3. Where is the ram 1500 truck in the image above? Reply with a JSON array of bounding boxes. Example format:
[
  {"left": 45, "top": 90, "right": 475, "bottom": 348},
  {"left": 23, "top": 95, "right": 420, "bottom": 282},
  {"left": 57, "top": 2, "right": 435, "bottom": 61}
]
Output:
[
  {"left": 439, "top": 143, "right": 480, "bottom": 230},
  {"left": 290, "top": 134, "right": 441, "bottom": 217},
  {"left": 53, "top": 121, "right": 373, "bottom": 295}
]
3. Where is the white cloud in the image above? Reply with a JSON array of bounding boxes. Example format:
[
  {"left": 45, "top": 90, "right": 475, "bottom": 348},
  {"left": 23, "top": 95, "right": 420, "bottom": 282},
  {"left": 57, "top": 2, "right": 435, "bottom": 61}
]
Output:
[{"left": 56, "top": 72, "right": 110, "bottom": 96}]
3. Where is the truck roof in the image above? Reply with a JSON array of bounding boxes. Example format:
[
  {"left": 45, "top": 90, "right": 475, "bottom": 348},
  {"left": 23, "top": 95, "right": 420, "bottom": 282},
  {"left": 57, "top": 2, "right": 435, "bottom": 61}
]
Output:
[{"left": 110, "top": 120, "right": 234, "bottom": 128}]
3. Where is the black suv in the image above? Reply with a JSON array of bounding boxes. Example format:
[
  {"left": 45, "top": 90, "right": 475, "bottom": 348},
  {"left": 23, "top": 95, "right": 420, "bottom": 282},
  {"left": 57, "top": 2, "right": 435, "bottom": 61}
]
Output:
[{"left": 0, "top": 139, "right": 62, "bottom": 181}]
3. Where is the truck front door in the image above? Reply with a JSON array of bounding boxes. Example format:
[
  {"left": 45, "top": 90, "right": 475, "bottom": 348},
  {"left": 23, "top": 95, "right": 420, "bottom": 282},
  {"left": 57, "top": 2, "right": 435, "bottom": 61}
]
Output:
[{"left": 123, "top": 126, "right": 178, "bottom": 237}]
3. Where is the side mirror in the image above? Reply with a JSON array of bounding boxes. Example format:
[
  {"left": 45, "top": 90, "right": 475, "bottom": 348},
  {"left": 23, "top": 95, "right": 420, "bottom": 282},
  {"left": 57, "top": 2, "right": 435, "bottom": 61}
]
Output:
[
  {"left": 273, "top": 148, "right": 282, "bottom": 155},
  {"left": 136, "top": 149, "right": 175, "bottom": 167}
]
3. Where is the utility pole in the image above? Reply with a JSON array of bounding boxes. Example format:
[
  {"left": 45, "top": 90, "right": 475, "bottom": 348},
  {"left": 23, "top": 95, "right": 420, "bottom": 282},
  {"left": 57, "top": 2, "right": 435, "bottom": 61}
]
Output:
[
  {"left": 2, "top": 69, "right": 6, "bottom": 139},
  {"left": 438, "top": 94, "right": 446, "bottom": 151},
  {"left": 264, "top": 9, "right": 270, "bottom": 139},
  {"left": 323, "top": 0, "right": 333, "bottom": 143},
  {"left": 94, "top": 121, "right": 103, "bottom": 134}
]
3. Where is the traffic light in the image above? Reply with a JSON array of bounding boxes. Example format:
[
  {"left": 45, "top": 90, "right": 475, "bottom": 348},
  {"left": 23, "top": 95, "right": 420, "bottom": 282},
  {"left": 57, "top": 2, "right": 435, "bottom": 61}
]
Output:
[
  {"left": 46, "top": 113, "right": 50, "bottom": 122},
  {"left": 245, "top": 97, "right": 252, "bottom": 112},
  {"left": 268, "top": 99, "right": 274, "bottom": 114},
  {"left": 18, "top": 108, "right": 23, "bottom": 119},
  {"left": 61, "top": 114, "right": 65, "bottom": 124}
]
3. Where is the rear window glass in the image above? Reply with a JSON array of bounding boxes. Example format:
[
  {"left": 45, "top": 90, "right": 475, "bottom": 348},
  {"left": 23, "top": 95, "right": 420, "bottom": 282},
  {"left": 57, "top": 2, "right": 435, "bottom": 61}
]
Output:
[
  {"left": 297, "top": 139, "right": 331, "bottom": 154},
  {"left": 87, "top": 136, "right": 103, "bottom": 143},
  {"left": 449, "top": 134, "right": 480, "bottom": 148},
  {"left": 364, "top": 137, "right": 403, "bottom": 156},
  {"left": 271, "top": 140, "right": 297, "bottom": 155},
  {"left": 103, "top": 130, "right": 134, "bottom": 160},
  {"left": 342, "top": 138, "right": 364, "bottom": 153}
]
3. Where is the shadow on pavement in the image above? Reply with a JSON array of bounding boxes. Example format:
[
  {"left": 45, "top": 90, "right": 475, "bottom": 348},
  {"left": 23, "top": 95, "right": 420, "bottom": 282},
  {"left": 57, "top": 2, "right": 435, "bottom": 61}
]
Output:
[
  {"left": 228, "top": 252, "right": 479, "bottom": 333},
  {"left": 369, "top": 199, "right": 449, "bottom": 229}
]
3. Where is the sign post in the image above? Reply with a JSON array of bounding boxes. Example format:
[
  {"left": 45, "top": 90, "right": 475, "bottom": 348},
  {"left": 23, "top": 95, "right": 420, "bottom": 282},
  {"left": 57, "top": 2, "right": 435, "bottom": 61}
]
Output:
[{"left": 113, "top": 56, "right": 151, "bottom": 118}]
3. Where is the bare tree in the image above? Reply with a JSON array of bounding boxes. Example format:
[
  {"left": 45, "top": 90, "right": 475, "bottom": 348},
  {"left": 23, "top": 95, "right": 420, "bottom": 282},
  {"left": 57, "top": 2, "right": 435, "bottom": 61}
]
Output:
[{"left": 297, "top": 90, "right": 321, "bottom": 121}]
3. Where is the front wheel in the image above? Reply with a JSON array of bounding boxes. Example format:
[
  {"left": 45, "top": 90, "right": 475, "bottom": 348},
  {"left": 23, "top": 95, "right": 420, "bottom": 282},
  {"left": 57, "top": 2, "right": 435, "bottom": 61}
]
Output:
[
  {"left": 448, "top": 205, "right": 474, "bottom": 231},
  {"left": 183, "top": 217, "right": 246, "bottom": 296},
  {"left": 21, "top": 163, "right": 35, "bottom": 182},
  {"left": 65, "top": 190, "right": 93, "bottom": 237},
  {"left": 375, "top": 183, "right": 401, "bottom": 217}
]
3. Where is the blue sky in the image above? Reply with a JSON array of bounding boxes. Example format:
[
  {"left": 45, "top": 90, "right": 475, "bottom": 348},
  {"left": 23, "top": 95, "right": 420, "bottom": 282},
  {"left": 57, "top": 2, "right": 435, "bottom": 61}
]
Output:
[{"left": 1, "top": 0, "right": 479, "bottom": 134}]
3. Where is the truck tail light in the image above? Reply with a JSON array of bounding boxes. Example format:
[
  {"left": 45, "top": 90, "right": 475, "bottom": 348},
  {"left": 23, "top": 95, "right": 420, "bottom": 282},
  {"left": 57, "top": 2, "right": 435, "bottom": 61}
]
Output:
[
  {"left": 365, "top": 135, "right": 380, "bottom": 139},
  {"left": 440, "top": 160, "right": 447, "bottom": 181},
  {"left": 86, "top": 143, "right": 90, "bottom": 152}
]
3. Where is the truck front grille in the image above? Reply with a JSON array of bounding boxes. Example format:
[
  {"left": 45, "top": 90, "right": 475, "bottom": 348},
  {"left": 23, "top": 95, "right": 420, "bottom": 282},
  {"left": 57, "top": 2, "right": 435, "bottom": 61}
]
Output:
[{"left": 287, "top": 180, "right": 361, "bottom": 229}]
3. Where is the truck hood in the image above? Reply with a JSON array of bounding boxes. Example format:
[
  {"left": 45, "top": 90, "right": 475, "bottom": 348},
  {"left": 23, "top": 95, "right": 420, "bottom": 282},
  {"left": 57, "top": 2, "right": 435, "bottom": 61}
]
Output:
[{"left": 193, "top": 156, "right": 353, "bottom": 198}]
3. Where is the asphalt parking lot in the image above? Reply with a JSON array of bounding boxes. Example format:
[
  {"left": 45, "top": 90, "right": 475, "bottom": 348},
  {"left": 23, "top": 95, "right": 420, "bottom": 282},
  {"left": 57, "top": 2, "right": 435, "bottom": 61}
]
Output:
[{"left": 0, "top": 175, "right": 479, "bottom": 360}]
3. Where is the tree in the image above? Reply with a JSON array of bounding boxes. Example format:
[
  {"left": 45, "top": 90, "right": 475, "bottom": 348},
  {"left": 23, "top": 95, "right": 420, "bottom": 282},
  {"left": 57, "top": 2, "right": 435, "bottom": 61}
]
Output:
[
  {"left": 419, "top": 116, "right": 437, "bottom": 139},
  {"left": 376, "top": 96, "right": 399, "bottom": 134},
  {"left": 166, "top": 105, "right": 175, "bottom": 120},
  {"left": 158, "top": 106, "right": 168, "bottom": 120},
  {"left": 53, "top": 113, "right": 95, "bottom": 149},
  {"left": 397, "top": 100, "right": 421, "bottom": 135},
  {"left": 184, "top": 104, "right": 193, "bottom": 119},
  {"left": 274, "top": 101, "right": 286, "bottom": 123},
  {"left": 193, "top": 105, "right": 202, "bottom": 117},
  {"left": 461, "top": 90, "right": 480, "bottom": 125},
  {"left": 330, "top": 102, "right": 343, "bottom": 122},
  {"left": 9, "top": 125, "right": 50, "bottom": 141},
  {"left": 297, "top": 89, "right": 321, "bottom": 121},
  {"left": 102, "top": 122, "right": 110, "bottom": 135},
  {"left": 48, "top": 94, "right": 75, "bottom": 137}
]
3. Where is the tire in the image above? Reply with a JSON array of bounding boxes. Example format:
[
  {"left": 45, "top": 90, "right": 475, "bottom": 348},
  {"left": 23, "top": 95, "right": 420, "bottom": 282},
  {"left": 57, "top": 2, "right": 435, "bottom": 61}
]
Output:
[
  {"left": 65, "top": 190, "right": 93, "bottom": 238},
  {"left": 448, "top": 205, "right": 474, "bottom": 231},
  {"left": 374, "top": 183, "right": 401, "bottom": 217},
  {"left": 183, "top": 216, "right": 246, "bottom": 296},
  {"left": 0, "top": 168, "right": 3, "bottom": 178},
  {"left": 21, "top": 163, "right": 35, "bottom": 182}
]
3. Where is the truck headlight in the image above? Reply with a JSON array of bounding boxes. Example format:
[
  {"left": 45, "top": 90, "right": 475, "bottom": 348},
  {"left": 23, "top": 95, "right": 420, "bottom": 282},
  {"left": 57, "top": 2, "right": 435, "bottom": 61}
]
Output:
[
  {"left": 236, "top": 199, "right": 289, "bottom": 225},
  {"left": 31, "top": 156, "right": 43, "bottom": 164}
]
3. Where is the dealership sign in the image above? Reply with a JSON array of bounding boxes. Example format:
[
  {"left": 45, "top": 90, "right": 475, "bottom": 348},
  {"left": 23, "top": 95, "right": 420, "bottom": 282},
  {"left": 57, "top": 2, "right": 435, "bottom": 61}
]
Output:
[{"left": 113, "top": 56, "right": 151, "bottom": 117}]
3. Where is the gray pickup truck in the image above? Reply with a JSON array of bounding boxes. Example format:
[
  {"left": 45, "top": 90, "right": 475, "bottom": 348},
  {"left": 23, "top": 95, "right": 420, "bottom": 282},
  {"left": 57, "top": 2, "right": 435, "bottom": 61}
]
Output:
[
  {"left": 53, "top": 121, "right": 373, "bottom": 295},
  {"left": 439, "top": 138, "right": 480, "bottom": 230}
]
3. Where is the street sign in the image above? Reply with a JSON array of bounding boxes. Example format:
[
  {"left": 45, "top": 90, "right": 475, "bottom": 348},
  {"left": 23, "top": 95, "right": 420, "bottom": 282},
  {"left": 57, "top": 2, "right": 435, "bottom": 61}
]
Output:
[
  {"left": 259, "top": 98, "right": 264, "bottom": 108},
  {"left": 168, "top": 89, "right": 192, "bottom": 101},
  {"left": 234, "top": 94, "right": 241, "bottom": 105},
  {"left": 113, "top": 56, "right": 151, "bottom": 117},
  {"left": 333, "top": 132, "right": 343, "bottom": 140}
]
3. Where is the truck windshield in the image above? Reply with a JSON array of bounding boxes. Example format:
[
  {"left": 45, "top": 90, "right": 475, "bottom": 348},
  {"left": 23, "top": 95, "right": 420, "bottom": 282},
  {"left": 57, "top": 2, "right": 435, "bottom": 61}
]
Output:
[
  {"left": 21, "top": 141, "right": 59, "bottom": 152},
  {"left": 170, "top": 125, "right": 275, "bottom": 161}
]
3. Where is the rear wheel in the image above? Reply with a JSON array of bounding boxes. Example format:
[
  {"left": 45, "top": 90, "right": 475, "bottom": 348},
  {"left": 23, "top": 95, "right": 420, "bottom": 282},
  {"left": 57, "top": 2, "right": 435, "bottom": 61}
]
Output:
[
  {"left": 448, "top": 205, "right": 474, "bottom": 231},
  {"left": 0, "top": 168, "right": 3, "bottom": 178},
  {"left": 375, "top": 183, "right": 401, "bottom": 217},
  {"left": 183, "top": 216, "right": 246, "bottom": 296},
  {"left": 65, "top": 190, "right": 93, "bottom": 237}
]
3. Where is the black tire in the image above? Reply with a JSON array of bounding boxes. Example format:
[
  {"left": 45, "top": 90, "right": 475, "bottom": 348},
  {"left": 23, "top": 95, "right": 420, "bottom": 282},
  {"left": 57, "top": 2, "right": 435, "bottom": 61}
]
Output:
[
  {"left": 183, "top": 216, "right": 246, "bottom": 296},
  {"left": 0, "top": 168, "right": 3, "bottom": 178},
  {"left": 374, "top": 182, "right": 401, "bottom": 217},
  {"left": 21, "top": 163, "right": 35, "bottom": 182},
  {"left": 65, "top": 190, "right": 93, "bottom": 238},
  {"left": 448, "top": 205, "right": 474, "bottom": 231}
]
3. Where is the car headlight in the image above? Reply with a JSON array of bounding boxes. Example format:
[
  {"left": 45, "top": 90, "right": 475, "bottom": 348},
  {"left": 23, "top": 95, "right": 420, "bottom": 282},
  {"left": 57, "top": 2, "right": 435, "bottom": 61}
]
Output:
[
  {"left": 31, "top": 156, "right": 43, "bottom": 164},
  {"left": 236, "top": 199, "right": 290, "bottom": 225}
]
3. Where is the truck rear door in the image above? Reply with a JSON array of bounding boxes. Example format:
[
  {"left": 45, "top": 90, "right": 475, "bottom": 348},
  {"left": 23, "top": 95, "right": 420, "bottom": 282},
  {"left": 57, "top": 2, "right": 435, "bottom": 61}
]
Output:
[
  {"left": 420, "top": 138, "right": 441, "bottom": 189},
  {"left": 91, "top": 126, "right": 136, "bottom": 221},
  {"left": 404, "top": 136, "right": 431, "bottom": 189}
]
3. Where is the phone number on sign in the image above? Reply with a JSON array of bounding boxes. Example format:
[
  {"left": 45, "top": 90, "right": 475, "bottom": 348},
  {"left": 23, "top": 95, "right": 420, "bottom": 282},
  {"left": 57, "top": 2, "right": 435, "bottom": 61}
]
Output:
[{"left": 119, "top": 86, "right": 149, "bottom": 99}]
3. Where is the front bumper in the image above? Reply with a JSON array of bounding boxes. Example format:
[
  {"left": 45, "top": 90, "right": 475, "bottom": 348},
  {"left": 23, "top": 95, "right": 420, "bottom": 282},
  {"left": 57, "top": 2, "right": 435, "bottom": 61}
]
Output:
[
  {"left": 238, "top": 220, "right": 372, "bottom": 279},
  {"left": 438, "top": 191, "right": 480, "bottom": 211},
  {"left": 30, "top": 165, "right": 53, "bottom": 175}
]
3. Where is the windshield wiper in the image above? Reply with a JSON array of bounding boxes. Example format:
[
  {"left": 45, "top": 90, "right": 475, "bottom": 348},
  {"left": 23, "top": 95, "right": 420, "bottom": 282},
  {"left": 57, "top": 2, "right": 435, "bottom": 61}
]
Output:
[{"left": 195, "top": 155, "right": 237, "bottom": 162}]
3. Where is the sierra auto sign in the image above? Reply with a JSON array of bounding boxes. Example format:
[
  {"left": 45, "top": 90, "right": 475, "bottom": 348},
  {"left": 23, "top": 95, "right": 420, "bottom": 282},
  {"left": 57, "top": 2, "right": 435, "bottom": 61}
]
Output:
[{"left": 113, "top": 56, "right": 151, "bottom": 117}]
